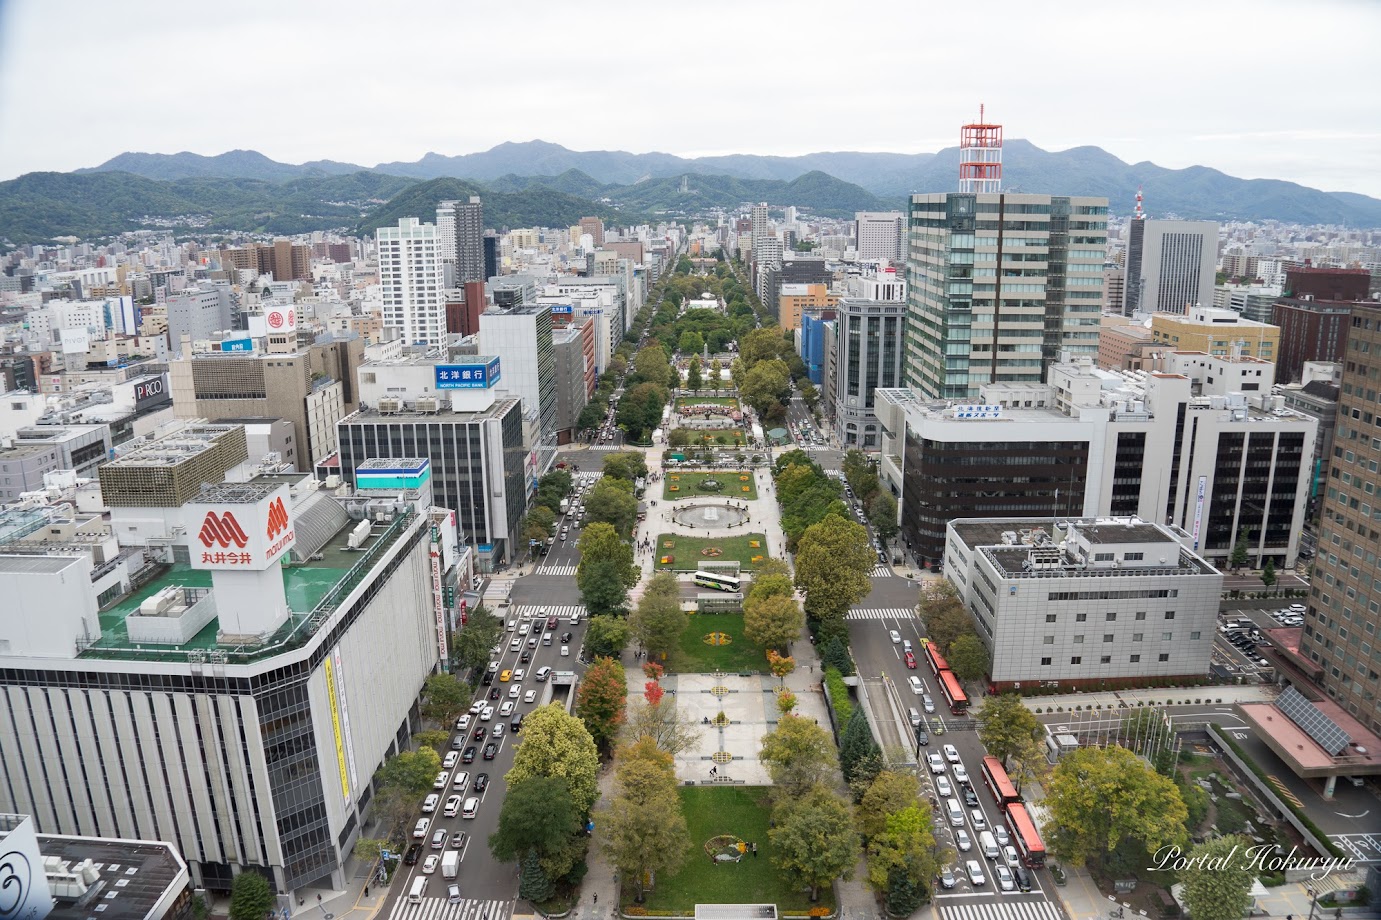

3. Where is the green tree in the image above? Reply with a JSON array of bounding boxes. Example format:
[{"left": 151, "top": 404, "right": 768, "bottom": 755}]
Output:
[
  {"left": 632, "top": 343, "right": 674, "bottom": 389},
  {"left": 1230, "top": 528, "right": 1251, "bottom": 570},
  {"left": 918, "top": 582, "right": 975, "bottom": 655},
  {"left": 413, "top": 729, "right": 451, "bottom": 756},
  {"left": 421, "top": 672, "right": 470, "bottom": 725},
  {"left": 577, "top": 523, "right": 638, "bottom": 616},
  {"left": 617, "top": 381, "right": 668, "bottom": 441},
  {"left": 856, "top": 770, "right": 920, "bottom": 840},
  {"left": 585, "top": 477, "right": 639, "bottom": 539},
  {"left": 602, "top": 451, "right": 648, "bottom": 482},
  {"left": 743, "top": 592, "right": 805, "bottom": 652},
  {"left": 375, "top": 746, "right": 441, "bottom": 799},
  {"left": 228, "top": 871, "right": 274, "bottom": 920},
  {"left": 799, "top": 379, "right": 820, "bottom": 412},
  {"left": 678, "top": 330, "right": 705, "bottom": 356},
  {"left": 536, "top": 469, "right": 573, "bottom": 513},
  {"left": 884, "top": 869, "right": 926, "bottom": 916},
  {"left": 585, "top": 615, "right": 631, "bottom": 657},
  {"left": 453, "top": 604, "right": 504, "bottom": 675},
  {"left": 629, "top": 572, "right": 684, "bottom": 660},
  {"left": 740, "top": 359, "right": 791, "bottom": 416},
  {"left": 975, "top": 693, "right": 1045, "bottom": 770},
  {"left": 866, "top": 491, "right": 899, "bottom": 545},
  {"left": 820, "top": 636, "right": 855, "bottom": 676},
  {"left": 769, "top": 784, "right": 859, "bottom": 901},
  {"left": 524, "top": 504, "right": 557, "bottom": 543},
  {"left": 947, "top": 634, "right": 989, "bottom": 682},
  {"left": 352, "top": 837, "right": 389, "bottom": 863},
  {"left": 740, "top": 326, "right": 788, "bottom": 368},
  {"left": 1045, "top": 745, "right": 1189, "bottom": 869},
  {"left": 710, "top": 357, "right": 722, "bottom": 385},
  {"left": 489, "top": 775, "right": 581, "bottom": 863},
  {"left": 846, "top": 747, "right": 888, "bottom": 803},
  {"left": 686, "top": 355, "right": 703, "bottom": 391},
  {"left": 518, "top": 848, "right": 554, "bottom": 902},
  {"left": 1261, "top": 558, "right": 1277, "bottom": 590},
  {"left": 601, "top": 738, "right": 690, "bottom": 902},
  {"left": 839, "top": 708, "right": 880, "bottom": 785},
  {"left": 1181, "top": 835, "right": 1255, "bottom": 920},
  {"left": 505, "top": 704, "right": 601, "bottom": 816},
  {"left": 794, "top": 514, "right": 873, "bottom": 628},
  {"left": 760, "top": 714, "right": 837, "bottom": 797},
  {"left": 576, "top": 656, "right": 627, "bottom": 751}
]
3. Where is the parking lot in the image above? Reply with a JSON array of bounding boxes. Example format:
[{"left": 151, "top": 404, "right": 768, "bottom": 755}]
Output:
[{"left": 1211, "top": 604, "right": 1307, "bottom": 682}]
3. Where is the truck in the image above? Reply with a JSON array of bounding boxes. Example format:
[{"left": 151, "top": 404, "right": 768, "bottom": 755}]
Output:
[
  {"left": 559, "top": 498, "right": 570, "bottom": 514},
  {"left": 441, "top": 849, "right": 460, "bottom": 880}
]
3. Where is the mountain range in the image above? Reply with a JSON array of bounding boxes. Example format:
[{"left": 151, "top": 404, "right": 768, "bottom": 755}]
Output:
[{"left": 1, "top": 140, "right": 1377, "bottom": 245}]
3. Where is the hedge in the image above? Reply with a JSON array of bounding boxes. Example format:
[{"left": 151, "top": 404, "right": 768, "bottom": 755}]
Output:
[
  {"left": 1207, "top": 723, "right": 1345, "bottom": 859},
  {"left": 824, "top": 666, "right": 853, "bottom": 725}
]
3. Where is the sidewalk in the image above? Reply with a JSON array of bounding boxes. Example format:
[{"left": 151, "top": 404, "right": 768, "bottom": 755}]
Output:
[
  {"left": 1054, "top": 862, "right": 1347, "bottom": 920},
  {"left": 1020, "top": 683, "right": 1276, "bottom": 713}
]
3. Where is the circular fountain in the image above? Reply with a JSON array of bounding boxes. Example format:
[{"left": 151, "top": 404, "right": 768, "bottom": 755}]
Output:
[{"left": 673, "top": 502, "right": 748, "bottom": 529}]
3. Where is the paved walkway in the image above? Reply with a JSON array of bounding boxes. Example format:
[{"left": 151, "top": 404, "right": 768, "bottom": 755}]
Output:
[{"left": 1021, "top": 684, "right": 1276, "bottom": 714}]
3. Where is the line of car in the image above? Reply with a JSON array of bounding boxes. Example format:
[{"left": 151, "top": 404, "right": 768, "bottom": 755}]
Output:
[{"left": 925, "top": 744, "right": 1032, "bottom": 894}]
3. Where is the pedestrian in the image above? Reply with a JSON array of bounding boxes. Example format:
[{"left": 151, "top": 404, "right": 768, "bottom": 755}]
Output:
[
  {"left": 752, "top": 842, "right": 758, "bottom": 857},
  {"left": 364, "top": 887, "right": 370, "bottom": 898},
  {"left": 593, "top": 893, "right": 598, "bottom": 906}
]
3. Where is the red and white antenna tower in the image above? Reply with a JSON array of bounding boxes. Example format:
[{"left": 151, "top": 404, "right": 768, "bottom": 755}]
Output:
[
  {"left": 959, "top": 104, "right": 1003, "bottom": 194},
  {"left": 1134, "top": 186, "right": 1145, "bottom": 220}
]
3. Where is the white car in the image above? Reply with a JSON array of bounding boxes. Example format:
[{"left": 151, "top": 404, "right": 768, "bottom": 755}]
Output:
[
  {"left": 443, "top": 795, "right": 462, "bottom": 818},
  {"left": 442, "top": 751, "right": 459, "bottom": 769},
  {"left": 922, "top": 694, "right": 936, "bottom": 714},
  {"left": 452, "top": 771, "right": 469, "bottom": 791},
  {"left": 433, "top": 771, "right": 449, "bottom": 790},
  {"left": 491, "top": 723, "right": 506, "bottom": 738},
  {"left": 512, "top": 668, "right": 525, "bottom": 681},
  {"left": 944, "top": 744, "right": 961, "bottom": 764},
  {"left": 518, "top": 623, "right": 529, "bottom": 636},
  {"left": 966, "top": 859, "right": 986, "bottom": 886},
  {"left": 469, "top": 700, "right": 485, "bottom": 715},
  {"left": 509, "top": 684, "right": 522, "bottom": 699},
  {"left": 928, "top": 753, "right": 946, "bottom": 775},
  {"left": 413, "top": 817, "right": 431, "bottom": 839},
  {"left": 935, "top": 776, "right": 953, "bottom": 797},
  {"left": 523, "top": 690, "right": 537, "bottom": 703},
  {"left": 889, "top": 629, "right": 902, "bottom": 644},
  {"left": 560, "top": 645, "right": 570, "bottom": 657},
  {"left": 422, "top": 854, "right": 439, "bottom": 875},
  {"left": 907, "top": 676, "right": 924, "bottom": 694},
  {"left": 455, "top": 714, "right": 471, "bottom": 733},
  {"left": 995, "top": 865, "right": 1015, "bottom": 891},
  {"left": 955, "top": 828, "right": 972, "bottom": 852},
  {"left": 509, "top": 638, "right": 521, "bottom": 652},
  {"left": 1003, "top": 845, "right": 1020, "bottom": 869},
  {"left": 499, "top": 700, "right": 515, "bottom": 716},
  {"left": 993, "top": 825, "right": 1009, "bottom": 847},
  {"left": 953, "top": 764, "right": 969, "bottom": 785},
  {"left": 480, "top": 706, "right": 494, "bottom": 721},
  {"left": 970, "top": 808, "right": 986, "bottom": 828},
  {"left": 422, "top": 793, "right": 439, "bottom": 813}
]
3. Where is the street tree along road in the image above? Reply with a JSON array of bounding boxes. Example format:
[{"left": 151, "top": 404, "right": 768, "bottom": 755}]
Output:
[
  {"left": 576, "top": 522, "right": 638, "bottom": 615},
  {"left": 793, "top": 513, "right": 873, "bottom": 639},
  {"left": 488, "top": 775, "right": 582, "bottom": 868},
  {"left": 504, "top": 704, "right": 601, "bottom": 817},
  {"left": 575, "top": 656, "right": 627, "bottom": 752},
  {"left": 975, "top": 693, "right": 1048, "bottom": 791},
  {"left": 601, "top": 738, "right": 690, "bottom": 904}
]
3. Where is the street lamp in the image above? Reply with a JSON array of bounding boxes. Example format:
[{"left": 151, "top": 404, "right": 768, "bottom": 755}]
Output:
[{"left": 1306, "top": 886, "right": 1316, "bottom": 920}]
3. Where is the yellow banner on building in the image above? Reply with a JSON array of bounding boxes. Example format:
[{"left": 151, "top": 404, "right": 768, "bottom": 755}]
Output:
[{"left": 323, "top": 654, "right": 351, "bottom": 805}]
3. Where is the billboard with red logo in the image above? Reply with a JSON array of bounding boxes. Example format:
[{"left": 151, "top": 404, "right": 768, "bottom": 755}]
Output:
[
  {"left": 187, "top": 483, "right": 296, "bottom": 570},
  {"left": 265, "top": 305, "right": 297, "bottom": 334}
]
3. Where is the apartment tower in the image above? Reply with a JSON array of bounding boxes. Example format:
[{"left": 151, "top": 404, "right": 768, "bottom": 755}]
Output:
[{"left": 376, "top": 217, "right": 445, "bottom": 346}]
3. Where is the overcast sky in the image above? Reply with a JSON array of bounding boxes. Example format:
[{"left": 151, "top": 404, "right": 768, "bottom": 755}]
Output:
[{"left": 2, "top": 0, "right": 1379, "bottom": 197}]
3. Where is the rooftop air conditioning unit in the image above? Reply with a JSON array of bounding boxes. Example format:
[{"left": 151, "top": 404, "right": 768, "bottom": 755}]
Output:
[
  {"left": 377, "top": 398, "right": 401, "bottom": 415},
  {"left": 415, "top": 397, "right": 439, "bottom": 413}
]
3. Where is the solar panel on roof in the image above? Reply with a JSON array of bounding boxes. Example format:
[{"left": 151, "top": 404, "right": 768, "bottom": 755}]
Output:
[{"left": 1276, "top": 686, "right": 1351, "bottom": 756}]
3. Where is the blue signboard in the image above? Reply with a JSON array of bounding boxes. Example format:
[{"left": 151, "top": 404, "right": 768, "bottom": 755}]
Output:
[
  {"left": 435, "top": 357, "right": 501, "bottom": 390},
  {"left": 222, "top": 338, "right": 253, "bottom": 352},
  {"left": 550, "top": 303, "right": 573, "bottom": 315}
]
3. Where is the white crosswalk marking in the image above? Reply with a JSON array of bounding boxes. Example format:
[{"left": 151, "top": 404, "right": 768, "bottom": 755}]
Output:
[
  {"left": 574, "top": 471, "right": 602, "bottom": 483},
  {"left": 846, "top": 607, "right": 916, "bottom": 622},
  {"left": 387, "top": 896, "right": 512, "bottom": 920},
  {"left": 535, "top": 563, "right": 578, "bottom": 575},
  {"left": 871, "top": 565, "right": 893, "bottom": 577},
  {"left": 938, "top": 900, "right": 1062, "bottom": 920},
  {"left": 513, "top": 604, "right": 586, "bottom": 619}
]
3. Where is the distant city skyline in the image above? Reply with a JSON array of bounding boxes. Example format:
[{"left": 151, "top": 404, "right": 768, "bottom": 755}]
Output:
[{"left": 1, "top": 0, "right": 1379, "bottom": 196}]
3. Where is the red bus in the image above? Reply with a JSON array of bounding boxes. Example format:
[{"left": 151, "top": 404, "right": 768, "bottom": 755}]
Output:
[
  {"left": 980, "top": 756, "right": 1021, "bottom": 807},
  {"left": 1005, "top": 802, "right": 1046, "bottom": 868},
  {"left": 938, "top": 670, "right": 968, "bottom": 715},
  {"left": 923, "top": 643, "right": 949, "bottom": 676}
]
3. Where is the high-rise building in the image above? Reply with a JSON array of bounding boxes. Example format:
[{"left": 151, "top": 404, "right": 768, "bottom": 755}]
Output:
[
  {"left": 1125, "top": 219, "right": 1219, "bottom": 315},
  {"left": 777, "top": 283, "right": 830, "bottom": 330},
  {"left": 478, "top": 305, "right": 558, "bottom": 447},
  {"left": 904, "top": 193, "right": 1108, "bottom": 400},
  {"left": 1103, "top": 264, "right": 1126, "bottom": 316},
  {"left": 750, "top": 204, "right": 770, "bottom": 256},
  {"left": 376, "top": 217, "right": 445, "bottom": 346},
  {"left": 483, "top": 229, "right": 499, "bottom": 281},
  {"left": 436, "top": 198, "right": 484, "bottom": 286},
  {"left": 832, "top": 293, "right": 906, "bottom": 448},
  {"left": 854, "top": 211, "right": 905, "bottom": 264},
  {"left": 1300, "top": 303, "right": 1381, "bottom": 732},
  {"left": 1273, "top": 266, "right": 1374, "bottom": 383},
  {"left": 220, "top": 240, "right": 311, "bottom": 281},
  {"left": 579, "top": 217, "right": 605, "bottom": 248}
]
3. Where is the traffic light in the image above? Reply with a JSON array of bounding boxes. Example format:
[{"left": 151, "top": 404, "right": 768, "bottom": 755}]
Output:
[{"left": 442, "top": 585, "right": 455, "bottom": 608}]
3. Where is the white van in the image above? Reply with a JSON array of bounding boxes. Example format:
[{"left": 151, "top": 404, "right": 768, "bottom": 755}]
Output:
[
  {"left": 946, "top": 798, "right": 965, "bottom": 827},
  {"left": 907, "top": 676, "right": 924, "bottom": 694},
  {"left": 979, "top": 830, "right": 999, "bottom": 860},
  {"left": 408, "top": 877, "right": 427, "bottom": 905},
  {"left": 908, "top": 707, "right": 922, "bottom": 727}
]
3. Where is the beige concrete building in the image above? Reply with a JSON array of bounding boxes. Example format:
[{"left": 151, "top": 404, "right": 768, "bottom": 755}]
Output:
[
  {"left": 778, "top": 282, "right": 831, "bottom": 330},
  {"left": 169, "top": 335, "right": 363, "bottom": 470},
  {"left": 1097, "top": 317, "right": 1154, "bottom": 371},
  {"left": 1150, "top": 305, "right": 1279, "bottom": 361}
]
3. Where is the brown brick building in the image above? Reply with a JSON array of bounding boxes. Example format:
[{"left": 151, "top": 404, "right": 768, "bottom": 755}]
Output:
[{"left": 221, "top": 240, "right": 312, "bottom": 281}]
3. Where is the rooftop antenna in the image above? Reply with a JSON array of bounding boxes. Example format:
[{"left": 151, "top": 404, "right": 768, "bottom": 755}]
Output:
[
  {"left": 1134, "top": 187, "right": 1146, "bottom": 220},
  {"left": 959, "top": 104, "right": 1003, "bottom": 194}
]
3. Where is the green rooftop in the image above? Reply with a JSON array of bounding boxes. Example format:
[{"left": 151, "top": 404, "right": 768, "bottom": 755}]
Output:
[{"left": 80, "top": 510, "right": 417, "bottom": 664}]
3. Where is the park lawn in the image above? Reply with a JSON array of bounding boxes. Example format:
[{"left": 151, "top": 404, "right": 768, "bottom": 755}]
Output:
[
  {"left": 653, "top": 532, "right": 768, "bottom": 572},
  {"left": 672, "top": 612, "right": 767, "bottom": 673},
  {"left": 633, "top": 786, "right": 831, "bottom": 913},
  {"left": 674, "top": 427, "right": 749, "bottom": 447},
  {"left": 664, "top": 470, "right": 758, "bottom": 500},
  {"left": 675, "top": 396, "right": 739, "bottom": 409}
]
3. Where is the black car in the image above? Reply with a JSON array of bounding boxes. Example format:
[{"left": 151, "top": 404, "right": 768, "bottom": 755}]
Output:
[
  {"left": 474, "top": 773, "right": 489, "bottom": 792},
  {"left": 450, "top": 831, "right": 467, "bottom": 849},
  {"left": 915, "top": 729, "right": 929, "bottom": 747},
  {"left": 462, "top": 746, "right": 477, "bottom": 763},
  {"left": 482, "top": 743, "right": 498, "bottom": 760},
  {"left": 403, "top": 843, "right": 422, "bottom": 865},
  {"left": 561, "top": 632, "right": 573, "bottom": 643},
  {"left": 488, "top": 687, "right": 502, "bottom": 700},
  {"left": 481, "top": 672, "right": 494, "bottom": 686},
  {"left": 1014, "top": 866, "right": 1033, "bottom": 892},
  {"left": 511, "top": 713, "right": 525, "bottom": 733},
  {"left": 520, "top": 650, "right": 532, "bottom": 663},
  {"left": 472, "top": 725, "right": 487, "bottom": 741},
  {"left": 963, "top": 787, "right": 980, "bottom": 807}
]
